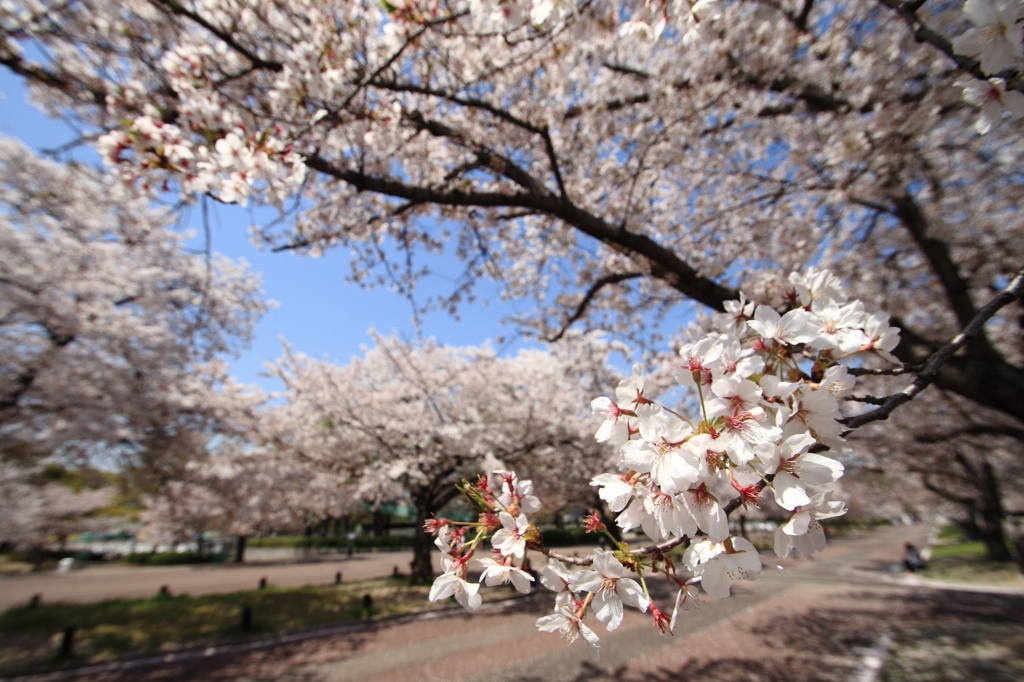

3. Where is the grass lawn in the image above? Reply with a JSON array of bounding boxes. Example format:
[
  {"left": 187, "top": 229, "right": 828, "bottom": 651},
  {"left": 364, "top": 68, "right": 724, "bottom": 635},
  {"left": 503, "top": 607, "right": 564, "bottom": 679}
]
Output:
[
  {"left": 0, "top": 576, "right": 516, "bottom": 676},
  {"left": 919, "top": 527, "right": 1023, "bottom": 586}
]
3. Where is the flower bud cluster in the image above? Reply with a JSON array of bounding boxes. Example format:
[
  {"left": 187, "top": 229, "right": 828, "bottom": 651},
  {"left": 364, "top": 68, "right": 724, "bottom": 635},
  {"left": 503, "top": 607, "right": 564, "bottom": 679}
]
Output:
[
  {"left": 428, "top": 471, "right": 539, "bottom": 612},
  {"left": 427, "top": 268, "right": 900, "bottom": 659}
]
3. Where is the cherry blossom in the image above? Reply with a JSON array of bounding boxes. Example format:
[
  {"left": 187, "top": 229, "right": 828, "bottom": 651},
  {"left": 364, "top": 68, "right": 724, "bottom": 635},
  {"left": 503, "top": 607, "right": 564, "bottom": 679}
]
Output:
[
  {"left": 478, "top": 555, "right": 535, "bottom": 593},
  {"left": 0, "top": 136, "right": 268, "bottom": 463},
  {"left": 774, "top": 492, "right": 848, "bottom": 558},
  {"left": 429, "top": 562, "right": 482, "bottom": 613},
  {"left": 492, "top": 512, "right": 531, "bottom": 558},
  {"left": 540, "top": 558, "right": 577, "bottom": 607},
  {"left": 569, "top": 549, "right": 649, "bottom": 631},
  {"left": 958, "top": 77, "right": 1024, "bottom": 134},
  {"left": 684, "top": 537, "right": 763, "bottom": 600},
  {"left": 1, "top": 0, "right": 1021, "bottom": 426},
  {"left": 535, "top": 605, "right": 601, "bottom": 661},
  {"left": 952, "top": 0, "right": 1024, "bottom": 75}
]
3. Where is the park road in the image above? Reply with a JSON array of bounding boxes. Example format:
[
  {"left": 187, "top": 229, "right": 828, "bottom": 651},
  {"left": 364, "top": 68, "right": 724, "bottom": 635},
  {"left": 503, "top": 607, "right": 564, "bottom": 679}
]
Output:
[
  {"left": 29, "top": 524, "right": 1024, "bottom": 682},
  {"left": 0, "top": 552, "right": 441, "bottom": 612}
]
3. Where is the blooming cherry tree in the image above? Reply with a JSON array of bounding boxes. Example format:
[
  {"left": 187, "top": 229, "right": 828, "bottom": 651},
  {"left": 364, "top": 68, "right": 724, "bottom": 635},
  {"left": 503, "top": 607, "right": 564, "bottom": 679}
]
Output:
[
  {"left": 420, "top": 267, "right": 965, "bottom": 658},
  {"left": 0, "top": 136, "right": 268, "bottom": 467},
  {"left": 0, "top": 0, "right": 1021, "bottom": 428},
  {"left": 264, "top": 332, "right": 618, "bottom": 583}
]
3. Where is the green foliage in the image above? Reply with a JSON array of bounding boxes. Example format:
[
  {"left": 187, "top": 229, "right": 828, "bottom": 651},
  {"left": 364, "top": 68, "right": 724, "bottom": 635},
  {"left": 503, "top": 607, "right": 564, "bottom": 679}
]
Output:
[
  {"left": 937, "top": 524, "right": 966, "bottom": 541},
  {"left": 5, "top": 549, "right": 101, "bottom": 563},
  {"left": 825, "top": 517, "right": 893, "bottom": 531},
  {"left": 929, "top": 540, "right": 988, "bottom": 559},
  {"left": 122, "top": 552, "right": 228, "bottom": 566},
  {"left": 247, "top": 535, "right": 417, "bottom": 550}
]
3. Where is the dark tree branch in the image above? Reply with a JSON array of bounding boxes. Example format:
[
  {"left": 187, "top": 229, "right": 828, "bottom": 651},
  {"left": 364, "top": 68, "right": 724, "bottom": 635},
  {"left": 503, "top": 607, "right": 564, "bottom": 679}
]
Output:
[
  {"left": 889, "top": 191, "right": 982, "bottom": 332},
  {"left": 848, "top": 364, "right": 924, "bottom": 376},
  {"left": 547, "top": 272, "right": 643, "bottom": 342},
  {"left": 843, "top": 268, "right": 1024, "bottom": 429},
  {"left": 921, "top": 471, "right": 977, "bottom": 506},
  {"left": 153, "top": 0, "right": 284, "bottom": 72},
  {"left": 794, "top": 0, "right": 815, "bottom": 30},
  {"left": 405, "top": 111, "right": 547, "bottom": 195},
  {"left": 370, "top": 79, "right": 570, "bottom": 200},
  {"left": 303, "top": 154, "right": 738, "bottom": 311},
  {"left": 875, "top": 0, "right": 1024, "bottom": 91},
  {"left": 0, "top": 53, "right": 107, "bottom": 108},
  {"left": 847, "top": 395, "right": 889, "bottom": 405},
  {"left": 541, "top": 124, "right": 569, "bottom": 205}
]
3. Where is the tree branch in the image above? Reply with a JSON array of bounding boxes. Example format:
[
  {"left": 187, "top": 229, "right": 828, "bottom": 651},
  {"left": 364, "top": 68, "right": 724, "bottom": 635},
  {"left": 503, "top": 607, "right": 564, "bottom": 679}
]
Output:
[
  {"left": 848, "top": 364, "right": 924, "bottom": 376},
  {"left": 889, "top": 191, "right": 982, "bottom": 331},
  {"left": 546, "top": 272, "right": 643, "bottom": 342},
  {"left": 152, "top": 0, "right": 284, "bottom": 72},
  {"left": 303, "top": 154, "right": 738, "bottom": 310},
  {"left": 843, "top": 267, "right": 1024, "bottom": 429},
  {"left": 875, "top": 0, "right": 1024, "bottom": 91}
]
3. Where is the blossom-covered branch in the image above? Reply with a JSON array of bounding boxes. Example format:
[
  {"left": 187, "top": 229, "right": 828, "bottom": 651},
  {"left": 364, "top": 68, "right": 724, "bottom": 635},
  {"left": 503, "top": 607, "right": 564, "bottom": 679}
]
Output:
[{"left": 427, "top": 268, "right": 894, "bottom": 658}]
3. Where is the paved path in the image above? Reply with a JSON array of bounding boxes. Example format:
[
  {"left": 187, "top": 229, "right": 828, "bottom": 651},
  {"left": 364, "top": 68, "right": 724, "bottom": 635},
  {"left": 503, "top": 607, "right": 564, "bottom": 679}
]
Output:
[
  {"left": 0, "top": 552, "right": 439, "bottom": 612},
  {"left": 20, "top": 524, "right": 1022, "bottom": 682}
]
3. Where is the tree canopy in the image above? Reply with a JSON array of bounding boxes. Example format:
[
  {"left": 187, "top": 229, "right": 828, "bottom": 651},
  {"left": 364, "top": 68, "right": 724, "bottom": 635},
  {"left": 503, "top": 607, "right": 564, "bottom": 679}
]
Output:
[{"left": 2, "top": 0, "right": 1020, "bottom": 424}]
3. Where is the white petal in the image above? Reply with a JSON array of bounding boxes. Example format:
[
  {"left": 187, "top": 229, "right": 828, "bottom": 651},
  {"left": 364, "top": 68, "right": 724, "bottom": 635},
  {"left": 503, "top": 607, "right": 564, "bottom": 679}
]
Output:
[
  {"left": 774, "top": 472, "right": 811, "bottom": 511},
  {"left": 699, "top": 560, "right": 731, "bottom": 599},
  {"left": 1003, "top": 90, "right": 1024, "bottom": 119},
  {"left": 580, "top": 622, "right": 601, "bottom": 661},
  {"left": 617, "top": 578, "right": 650, "bottom": 611},
  {"left": 783, "top": 510, "right": 812, "bottom": 536},
  {"left": 593, "top": 592, "right": 624, "bottom": 631}
]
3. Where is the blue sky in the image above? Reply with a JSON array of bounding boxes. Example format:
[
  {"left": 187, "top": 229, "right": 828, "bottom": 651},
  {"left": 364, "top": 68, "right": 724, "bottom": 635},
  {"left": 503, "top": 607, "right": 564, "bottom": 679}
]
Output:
[{"left": 0, "top": 71, "right": 537, "bottom": 392}]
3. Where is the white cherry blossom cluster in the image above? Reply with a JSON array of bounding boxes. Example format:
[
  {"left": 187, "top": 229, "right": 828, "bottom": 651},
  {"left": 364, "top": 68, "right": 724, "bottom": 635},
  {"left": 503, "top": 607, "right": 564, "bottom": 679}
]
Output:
[
  {"left": 428, "top": 471, "right": 540, "bottom": 612},
  {"left": 459, "top": 0, "right": 1024, "bottom": 135},
  {"left": 951, "top": 0, "right": 1024, "bottom": 133},
  {"left": 97, "top": 117, "right": 307, "bottom": 206},
  {"left": 425, "top": 267, "right": 900, "bottom": 659}
]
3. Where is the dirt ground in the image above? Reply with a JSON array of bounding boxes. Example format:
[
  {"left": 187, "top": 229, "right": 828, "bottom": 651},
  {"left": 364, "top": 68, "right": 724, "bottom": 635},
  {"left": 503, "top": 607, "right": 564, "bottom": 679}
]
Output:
[{"left": 8, "top": 526, "right": 1024, "bottom": 682}]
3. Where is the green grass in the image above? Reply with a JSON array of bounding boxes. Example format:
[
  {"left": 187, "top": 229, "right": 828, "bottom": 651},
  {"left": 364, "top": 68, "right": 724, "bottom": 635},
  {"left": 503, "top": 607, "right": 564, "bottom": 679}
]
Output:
[
  {"left": 936, "top": 524, "right": 965, "bottom": 541},
  {"left": 0, "top": 576, "right": 515, "bottom": 675},
  {"left": 921, "top": 528, "right": 1022, "bottom": 585},
  {"left": 929, "top": 540, "right": 989, "bottom": 559}
]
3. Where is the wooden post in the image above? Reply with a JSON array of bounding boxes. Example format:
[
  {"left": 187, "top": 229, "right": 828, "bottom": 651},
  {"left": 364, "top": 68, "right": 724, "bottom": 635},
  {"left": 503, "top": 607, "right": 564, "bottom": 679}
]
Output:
[
  {"left": 60, "top": 626, "right": 75, "bottom": 657},
  {"left": 259, "top": 577, "right": 267, "bottom": 590},
  {"left": 241, "top": 606, "right": 253, "bottom": 631},
  {"left": 29, "top": 594, "right": 40, "bottom": 609},
  {"left": 335, "top": 571, "right": 342, "bottom": 584}
]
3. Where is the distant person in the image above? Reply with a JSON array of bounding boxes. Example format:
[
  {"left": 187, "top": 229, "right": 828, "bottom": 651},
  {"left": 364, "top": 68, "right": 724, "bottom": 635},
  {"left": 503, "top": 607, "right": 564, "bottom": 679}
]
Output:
[{"left": 904, "top": 542, "right": 927, "bottom": 572}]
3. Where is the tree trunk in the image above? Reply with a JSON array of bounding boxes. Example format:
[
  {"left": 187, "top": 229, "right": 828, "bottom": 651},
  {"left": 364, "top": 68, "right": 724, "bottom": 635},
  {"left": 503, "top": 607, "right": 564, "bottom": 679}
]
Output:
[
  {"left": 978, "top": 461, "right": 1012, "bottom": 561},
  {"left": 978, "top": 512, "right": 1012, "bottom": 561},
  {"left": 234, "top": 535, "right": 247, "bottom": 563},
  {"left": 410, "top": 507, "right": 434, "bottom": 585}
]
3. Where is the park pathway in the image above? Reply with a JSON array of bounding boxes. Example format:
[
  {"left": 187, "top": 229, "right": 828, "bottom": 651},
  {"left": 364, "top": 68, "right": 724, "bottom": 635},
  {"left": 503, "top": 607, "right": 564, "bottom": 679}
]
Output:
[
  {"left": 0, "top": 552, "right": 438, "bottom": 612},
  {"left": 18, "top": 524, "right": 1024, "bottom": 682}
]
